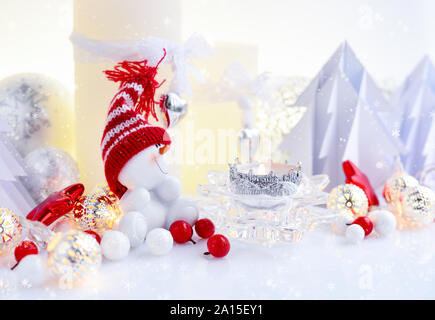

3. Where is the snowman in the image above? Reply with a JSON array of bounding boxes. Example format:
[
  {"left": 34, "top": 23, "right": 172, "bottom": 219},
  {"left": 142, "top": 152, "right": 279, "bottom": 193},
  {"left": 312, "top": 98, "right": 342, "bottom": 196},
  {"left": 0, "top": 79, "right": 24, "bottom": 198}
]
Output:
[{"left": 100, "top": 58, "right": 198, "bottom": 252}]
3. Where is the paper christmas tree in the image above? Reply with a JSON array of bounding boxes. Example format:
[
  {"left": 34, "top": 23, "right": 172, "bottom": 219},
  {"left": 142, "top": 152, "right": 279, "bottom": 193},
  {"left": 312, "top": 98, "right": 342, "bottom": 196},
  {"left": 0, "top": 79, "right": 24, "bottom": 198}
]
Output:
[
  {"left": 0, "top": 117, "right": 35, "bottom": 215},
  {"left": 280, "top": 42, "right": 403, "bottom": 189},
  {"left": 390, "top": 56, "right": 435, "bottom": 176}
]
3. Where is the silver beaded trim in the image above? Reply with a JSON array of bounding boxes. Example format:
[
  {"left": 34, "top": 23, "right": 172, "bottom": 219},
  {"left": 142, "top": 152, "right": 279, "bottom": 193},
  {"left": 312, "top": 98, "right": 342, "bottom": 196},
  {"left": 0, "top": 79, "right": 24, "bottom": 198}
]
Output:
[{"left": 229, "top": 160, "right": 303, "bottom": 197}]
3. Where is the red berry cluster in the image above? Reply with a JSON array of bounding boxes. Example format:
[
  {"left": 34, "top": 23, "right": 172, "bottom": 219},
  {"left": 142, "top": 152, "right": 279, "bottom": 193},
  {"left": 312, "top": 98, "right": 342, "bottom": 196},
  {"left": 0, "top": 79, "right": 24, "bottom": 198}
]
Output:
[{"left": 169, "top": 218, "right": 230, "bottom": 258}]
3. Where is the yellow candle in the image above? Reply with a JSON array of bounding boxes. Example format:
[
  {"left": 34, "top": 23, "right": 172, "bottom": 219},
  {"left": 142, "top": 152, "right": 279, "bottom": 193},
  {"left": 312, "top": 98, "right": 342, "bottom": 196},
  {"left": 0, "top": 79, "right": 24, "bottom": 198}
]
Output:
[
  {"left": 178, "top": 42, "right": 259, "bottom": 194},
  {"left": 73, "top": 0, "right": 181, "bottom": 189}
]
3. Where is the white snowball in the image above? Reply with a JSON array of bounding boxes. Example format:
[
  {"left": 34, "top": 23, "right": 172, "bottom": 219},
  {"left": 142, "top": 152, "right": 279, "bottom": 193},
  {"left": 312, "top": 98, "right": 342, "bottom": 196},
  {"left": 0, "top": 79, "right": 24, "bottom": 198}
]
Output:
[
  {"left": 165, "top": 198, "right": 199, "bottom": 228},
  {"left": 119, "top": 188, "right": 150, "bottom": 213},
  {"left": 335, "top": 212, "right": 354, "bottom": 232},
  {"left": 119, "top": 211, "right": 148, "bottom": 248},
  {"left": 345, "top": 224, "right": 365, "bottom": 244},
  {"left": 15, "top": 255, "right": 47, "bottom": 287},
  {"left": 155, "top": 176, "right": 182, "bottom": 203},
  {"left": 142, "top": 200, "right": 167, "bottom": 232},
  {"left": 370, "top": 209, "right": 397, "bottom": 236},
  {"left": 101, "top": 230, "right": 130, "bottom": 260},
  {"left": 145, "top": 228, "right": 173, "bottom": 255}
]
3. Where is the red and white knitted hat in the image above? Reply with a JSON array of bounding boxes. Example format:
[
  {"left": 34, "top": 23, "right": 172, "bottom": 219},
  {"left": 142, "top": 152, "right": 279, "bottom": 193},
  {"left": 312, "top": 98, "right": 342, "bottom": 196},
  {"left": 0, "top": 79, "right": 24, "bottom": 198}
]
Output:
[{"left": 101, "top": 53, "right": 171, "bottom": 198}]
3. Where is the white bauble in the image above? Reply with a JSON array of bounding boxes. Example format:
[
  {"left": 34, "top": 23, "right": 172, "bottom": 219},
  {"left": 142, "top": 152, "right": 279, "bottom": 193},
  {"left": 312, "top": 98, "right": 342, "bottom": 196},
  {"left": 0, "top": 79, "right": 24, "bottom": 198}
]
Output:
[
  {"left": 142, "top": 199, "right": 167, "bottom": 231},
  {"left": 23, "top": 146, "right": 80, "bottom": 203},
  {"left": 145, "top": 228, "right": 173, "bottom": 255},
  {"left": 165, "top": 198, "right": 199, "bottom": 228},
  {"left": 335, "top": 212, "right": 354, "bottom": 232},
  {"left": 370, "top": 210, "right": 397, "bottom": 236},
  {"left": 0, "top": 73, "right": 74, "bottom": 157},
  {"left": 101, "top": 230, "right": 130, "bottom": 260},
  {"left": 155, "top": 176, "right": 182, "bottom": 203},
  {"left": 15, "top": 255, "right": 47, "bottom": 287},
  {"left": 118, "top": 146, "right": 169, "bottom": 190},
  {"left": 118, "top": 211, "right": 148, "bottom": 248},
  {"left": 119, "top": 188, "right": 150, "bottom": 213},
  {"left": 345, "top": 224, "right": 365, "bottom": 244}
]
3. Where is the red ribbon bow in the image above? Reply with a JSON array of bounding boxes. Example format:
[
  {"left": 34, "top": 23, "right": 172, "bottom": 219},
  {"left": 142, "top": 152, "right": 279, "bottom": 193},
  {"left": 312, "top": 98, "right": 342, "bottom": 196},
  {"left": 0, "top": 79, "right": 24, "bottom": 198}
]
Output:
[
  {"left": 26, "top": 183, "right": 85, "bottom": 226},
  {"left": 343, "top": 160, "right": 379, "bottom": 207}
]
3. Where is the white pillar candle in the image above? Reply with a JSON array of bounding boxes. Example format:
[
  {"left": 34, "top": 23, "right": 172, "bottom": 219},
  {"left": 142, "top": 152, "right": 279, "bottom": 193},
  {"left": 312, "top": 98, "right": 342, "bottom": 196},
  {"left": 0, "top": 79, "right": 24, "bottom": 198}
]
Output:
[{"left": 73, "top": 0, "right": 182, "bottom": 189}]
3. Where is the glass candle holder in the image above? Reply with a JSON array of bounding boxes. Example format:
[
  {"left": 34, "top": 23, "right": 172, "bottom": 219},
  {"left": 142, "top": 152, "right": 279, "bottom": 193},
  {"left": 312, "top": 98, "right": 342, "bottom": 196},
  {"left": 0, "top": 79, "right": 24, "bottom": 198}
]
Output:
[{"left": 197, "top": 160, "right": 332, "bottom": 244}]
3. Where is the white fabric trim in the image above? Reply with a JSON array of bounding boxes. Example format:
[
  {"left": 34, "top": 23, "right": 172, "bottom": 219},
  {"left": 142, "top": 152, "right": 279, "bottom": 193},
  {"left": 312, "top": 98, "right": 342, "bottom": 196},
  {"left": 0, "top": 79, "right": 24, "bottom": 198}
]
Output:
[{"left": 70, "top": 32, "right": 214, "bottom": 97}]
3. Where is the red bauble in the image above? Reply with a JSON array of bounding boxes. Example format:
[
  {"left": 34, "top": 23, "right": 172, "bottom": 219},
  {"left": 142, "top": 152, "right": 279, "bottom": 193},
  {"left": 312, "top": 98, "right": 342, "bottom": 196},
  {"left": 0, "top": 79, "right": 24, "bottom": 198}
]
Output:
[
  {"left": 343, "top": 160, "right": 379, "bottom": 207},
  {"left": 206, "top": 234, "right": 230, "bottom": 258},
  {"left": 26, "top": 183, "right": 85, "bottom": 226},
  {"left": 169, "top": 221, "right": 194, "bottom": 244},
  {"left": 14, "top": 241, "right": 38, "bottom": 263},
  {"left": 352, "top": 216, "right": 374, "bottom": 236},
  {"left": 84, "top": 230, "right": 101, "bottom": 244},
  {"left": 194, "top": 219, "right": 215, "bottom": 239}
]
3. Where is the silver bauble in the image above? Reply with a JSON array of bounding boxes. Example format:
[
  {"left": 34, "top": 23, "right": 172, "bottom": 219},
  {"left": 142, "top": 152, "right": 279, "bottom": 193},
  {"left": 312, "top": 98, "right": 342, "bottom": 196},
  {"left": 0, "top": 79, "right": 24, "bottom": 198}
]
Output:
[
  {"left": 160, "top": 92, "right": 187, "bottom": 128},
  {"left": 0, "top": 73, "right": 73, "bottom": 156},
  {"left": 23, "top": 146, "right": 80, "bottom": 203}
]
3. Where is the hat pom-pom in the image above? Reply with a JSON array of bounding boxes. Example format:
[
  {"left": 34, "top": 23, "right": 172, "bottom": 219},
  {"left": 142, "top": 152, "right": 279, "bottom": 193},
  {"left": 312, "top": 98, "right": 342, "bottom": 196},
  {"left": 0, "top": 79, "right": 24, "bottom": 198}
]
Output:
[{"left": 103, "top": 50, "right": 167, "bottom": 121}]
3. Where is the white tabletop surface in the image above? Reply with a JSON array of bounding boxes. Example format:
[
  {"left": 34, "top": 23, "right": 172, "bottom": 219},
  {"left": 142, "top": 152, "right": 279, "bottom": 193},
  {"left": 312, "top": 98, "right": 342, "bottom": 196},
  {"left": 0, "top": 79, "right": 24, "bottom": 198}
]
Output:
[{"left": 1, "top": 222, "right": 435, "bottom": 300}]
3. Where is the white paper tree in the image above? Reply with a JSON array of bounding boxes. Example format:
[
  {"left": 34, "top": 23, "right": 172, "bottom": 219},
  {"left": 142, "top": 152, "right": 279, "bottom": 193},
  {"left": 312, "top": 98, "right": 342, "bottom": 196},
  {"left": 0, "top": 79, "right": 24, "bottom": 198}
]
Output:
[
  {"left": 0, "top": 117, "right": 35, "bottom": 215},
  {"left": 391, "top": 56, "right": 435, "bottom": 176},
  {"left": 280, "top": 42, "right": 403, "bottom": 188}
]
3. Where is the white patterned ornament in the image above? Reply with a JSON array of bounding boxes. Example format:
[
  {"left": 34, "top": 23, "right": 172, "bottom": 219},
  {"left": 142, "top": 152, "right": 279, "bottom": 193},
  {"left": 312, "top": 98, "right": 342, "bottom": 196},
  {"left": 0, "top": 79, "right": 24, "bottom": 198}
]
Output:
[
  {"left": 383, "top": 171, "right": 419, "bottom": 203},
  {"left": 47, "top": 230, "right": 102, "bottom": 283},
  {"left": 73, "top": 185, "right": 122, "bottom": 234},
  {"left": 0, "top": 208, "right": 22, "bottom": 256},
  {"left": 399, "top": 186, "right": 435, "bottom": 225},
  {"left": 327, "top": 184, "right": 369, "bottom": 217}
]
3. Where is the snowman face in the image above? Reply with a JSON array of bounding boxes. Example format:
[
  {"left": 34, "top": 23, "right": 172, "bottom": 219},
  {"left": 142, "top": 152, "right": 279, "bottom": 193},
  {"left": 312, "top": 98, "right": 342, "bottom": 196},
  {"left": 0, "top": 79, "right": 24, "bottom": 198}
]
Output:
[{"left": 118, "top": 144, "right": 169, "bottom": 190}]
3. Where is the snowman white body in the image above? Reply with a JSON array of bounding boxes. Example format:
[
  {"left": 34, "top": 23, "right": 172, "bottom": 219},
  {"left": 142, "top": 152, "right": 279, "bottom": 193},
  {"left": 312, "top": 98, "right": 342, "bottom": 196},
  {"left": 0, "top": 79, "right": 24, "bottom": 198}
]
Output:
[{"left": 117, "top": 144, "right": 198, "bottom": 233}]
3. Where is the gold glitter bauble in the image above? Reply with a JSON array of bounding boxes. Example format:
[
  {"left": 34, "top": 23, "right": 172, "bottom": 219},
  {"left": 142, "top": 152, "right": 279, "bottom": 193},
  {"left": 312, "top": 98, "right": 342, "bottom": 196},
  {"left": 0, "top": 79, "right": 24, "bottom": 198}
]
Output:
[
  {"left": 72, "top": 185, "right": 121, "bottom": 234},
  {"left": 0, "top": 208, "right": 22, "bottom": 256},
  {"left": 47, "top": 230, "right": 102, "bottom": 283},
  {"left": 400, "top": 186, "right": 435, "bottom": 225},
  {"left": 383, "top": 171, "right": 419, "bottom": 203},
  {"left": 327, "top": 184, "right": 369, "bottom": 216}
]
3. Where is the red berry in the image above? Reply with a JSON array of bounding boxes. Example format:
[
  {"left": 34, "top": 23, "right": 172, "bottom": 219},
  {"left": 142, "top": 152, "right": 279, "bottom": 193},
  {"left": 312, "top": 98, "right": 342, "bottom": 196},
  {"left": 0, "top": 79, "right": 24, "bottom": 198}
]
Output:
[
  {"left": 14, "top": 241, "right": 38, "bottom": 263},
  {"left": 352, "top": 216, "right": 373, "bottom": 236},
  {"left": 194, "top": 218, "right": 215, "bottom": 239},
  {"left": 169, "top": 220, "right": 194, "bottom": 244},
  {"left": 205, "top": 234, "right": 230, "bottom": 258},
  {"left": 84, "top": 230, "right": 101, "bottom": 244}
]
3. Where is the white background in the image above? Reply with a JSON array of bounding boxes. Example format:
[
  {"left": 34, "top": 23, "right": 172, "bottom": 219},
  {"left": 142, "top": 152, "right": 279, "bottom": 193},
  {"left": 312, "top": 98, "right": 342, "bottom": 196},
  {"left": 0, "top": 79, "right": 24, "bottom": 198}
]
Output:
[
  {"left": 1, "top": 0, "right": 435, "bottom": 88},
  {"left": 3, "top": 224, "right": 435, "bottom": 299}
]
